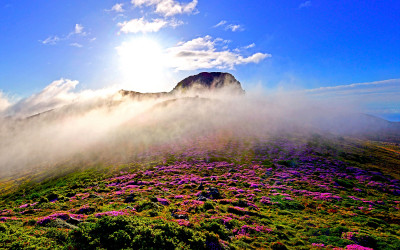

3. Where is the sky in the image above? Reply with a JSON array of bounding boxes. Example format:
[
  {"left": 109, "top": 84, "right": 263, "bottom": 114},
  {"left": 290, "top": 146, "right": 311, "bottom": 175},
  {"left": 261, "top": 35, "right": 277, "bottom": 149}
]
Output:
[{"left": 0, "top": 0, "right": 399, "bottom": 120}]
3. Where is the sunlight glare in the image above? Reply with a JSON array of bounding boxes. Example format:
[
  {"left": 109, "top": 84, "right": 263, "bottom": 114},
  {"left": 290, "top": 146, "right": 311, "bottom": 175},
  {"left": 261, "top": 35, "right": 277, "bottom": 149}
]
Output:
[{"left": 116, "top": 37, "right": 168, "bottom": 93}]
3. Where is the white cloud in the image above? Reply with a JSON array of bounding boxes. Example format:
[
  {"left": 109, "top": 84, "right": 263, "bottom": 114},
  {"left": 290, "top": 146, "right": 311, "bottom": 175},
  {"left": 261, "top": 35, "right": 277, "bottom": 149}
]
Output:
[
  {"left": 214, "top": 20, "right": 227, "bottom": 28},
  {"left": 5, "top": 79, "right": 78, "bottom": 117},
  {"left": 0, "top": 92, "right": 11, "bottom": 112},
  {"left": 226, "top": 24, "right": 243, "bottom": 32},
  {"left": 3, "top": 79, "right": 116, "bottom": 117},
  {"left": 131, "top": 0, "right": 198, "bottom": 16},
  {"left": 239, "top": 53, "right": 268, "bottom": 64},
  {"left": 244, "top": 43, "right": 255, "bottom": 49},
  {"left": 111, "top": 3, "right": 124, "bottom": 12},
  {"left": 165, "top": 35, "right": 271, "bottom": 71},
  {"left": 118, "top": 17, "right": 168, "bottom": 33},
  {"left": 299, "top": 1, "right": 311, "bottom": 9},
  {"left": 41, "top": 36, "right": 60, "bottom": 45},
  {"left": 118, "top": 17, "right": 182, "bottom": 33},
  {"left": 70, "top": 42, "right": 83, "bottom": 48},
  {"left": 167, "top": 18, "right": 184, "bottom": 28},
  {"left": 214, "top": 20, "right": 244, "bottom": 32},
  {"left": 41, "top": 24, "right": 89, "bottom": 46},
  {"left": 307, "top": 79, "right": 400, "bottom": 93},
  {"left": 74, "top": 24, "right": 84, "bottom": 34},
  {"left": 306, "top": 79, "right": 400, "bottom": 117}
]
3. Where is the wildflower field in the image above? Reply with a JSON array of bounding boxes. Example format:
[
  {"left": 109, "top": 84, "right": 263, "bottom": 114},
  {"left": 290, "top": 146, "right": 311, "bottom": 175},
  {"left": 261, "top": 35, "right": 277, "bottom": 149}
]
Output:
[{"left": 0, "top": 133, "right": 399, "bottom": 249}]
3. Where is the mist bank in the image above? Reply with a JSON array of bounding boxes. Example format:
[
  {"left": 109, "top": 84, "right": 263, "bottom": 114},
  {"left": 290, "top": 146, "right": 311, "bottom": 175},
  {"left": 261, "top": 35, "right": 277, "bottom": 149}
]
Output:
[
  {"left": 2, "top": 81, "right": 399, "bottom": 180},
  {"left": 1, "top": 73, "right": 400, "bottom": 179}
]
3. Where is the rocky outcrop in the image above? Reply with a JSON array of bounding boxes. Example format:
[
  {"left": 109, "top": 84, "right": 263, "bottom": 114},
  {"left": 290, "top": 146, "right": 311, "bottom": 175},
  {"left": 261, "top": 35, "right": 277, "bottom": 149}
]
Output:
[{"left": 171, "top": 72, "right": 244, "bottom": 93}]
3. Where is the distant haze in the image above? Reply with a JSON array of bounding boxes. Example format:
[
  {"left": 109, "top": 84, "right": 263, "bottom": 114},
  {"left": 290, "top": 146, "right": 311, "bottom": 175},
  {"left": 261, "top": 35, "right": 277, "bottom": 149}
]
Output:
[{"left": 1, "top": 73, "right": 398, "bottom": 179}]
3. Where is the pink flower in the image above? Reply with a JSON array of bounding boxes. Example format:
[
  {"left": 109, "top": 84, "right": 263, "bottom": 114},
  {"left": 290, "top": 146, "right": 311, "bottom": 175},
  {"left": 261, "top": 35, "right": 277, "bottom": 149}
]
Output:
[
  {"left": 94, "top": 211, "right": 128, "bottom": 218},
  {"left": 157, "top": 198, "right": 170, "bottom": 206},
  {"left": 176, "top": 219, "right": 191, "bottom": 227},
  {"left": 345, "top": 244, "right": 373, "bottom": 250},
  {"left": 0, "top": 217, "right": 18, "bottom": 222},
  {"left": 19, "top": 203, "right": 29, "bottom": 208}
]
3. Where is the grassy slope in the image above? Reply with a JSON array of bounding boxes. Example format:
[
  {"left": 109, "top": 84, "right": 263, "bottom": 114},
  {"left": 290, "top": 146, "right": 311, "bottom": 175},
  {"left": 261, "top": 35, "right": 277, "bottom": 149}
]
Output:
[{"left": 0, "top": 134, "right": 399, "bottom": 249}]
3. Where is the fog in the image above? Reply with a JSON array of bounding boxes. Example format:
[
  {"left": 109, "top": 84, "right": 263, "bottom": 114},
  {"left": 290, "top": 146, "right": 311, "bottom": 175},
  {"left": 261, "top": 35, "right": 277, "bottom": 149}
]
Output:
[{"left": 0, "top": 79, "right": 384, "bottom": 179}]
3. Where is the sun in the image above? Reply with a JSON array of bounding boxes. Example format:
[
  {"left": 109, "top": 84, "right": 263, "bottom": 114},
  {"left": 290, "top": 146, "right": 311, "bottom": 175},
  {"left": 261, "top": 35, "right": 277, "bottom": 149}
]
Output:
[{"left": 116, "top": 37, "right": 168, "bottom": 93}]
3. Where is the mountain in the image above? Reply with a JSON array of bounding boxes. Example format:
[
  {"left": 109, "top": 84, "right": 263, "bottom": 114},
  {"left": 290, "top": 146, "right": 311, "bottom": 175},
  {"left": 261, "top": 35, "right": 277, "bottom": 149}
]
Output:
[
  {"left": 171, "top": 72, "right": 245, "bottom": 93},
  {"left": 119, "top": 72, "right": 245, "bottom": 100}
]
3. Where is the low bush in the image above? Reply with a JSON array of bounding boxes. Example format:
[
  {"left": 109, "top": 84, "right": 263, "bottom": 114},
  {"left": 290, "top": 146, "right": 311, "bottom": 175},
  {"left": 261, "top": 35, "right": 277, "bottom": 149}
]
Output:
[{"left": 68, "top": 216, "right": 218, "bottom": 249}]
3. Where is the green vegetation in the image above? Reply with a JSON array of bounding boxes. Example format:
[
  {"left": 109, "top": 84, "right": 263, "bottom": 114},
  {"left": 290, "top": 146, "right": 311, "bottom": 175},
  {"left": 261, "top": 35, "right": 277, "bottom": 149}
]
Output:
[{"left": 0, "top": 135, "right": 399, "bottom": 249}]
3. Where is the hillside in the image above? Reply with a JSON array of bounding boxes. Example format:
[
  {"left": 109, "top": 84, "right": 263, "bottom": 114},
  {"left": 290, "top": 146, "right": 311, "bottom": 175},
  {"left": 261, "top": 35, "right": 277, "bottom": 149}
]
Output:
[
  {"left": 0, "top": 134, "right": 399, "bottom": 249},
  {"left": 0, "top": 73, "right": 399, "bottom": 249}
]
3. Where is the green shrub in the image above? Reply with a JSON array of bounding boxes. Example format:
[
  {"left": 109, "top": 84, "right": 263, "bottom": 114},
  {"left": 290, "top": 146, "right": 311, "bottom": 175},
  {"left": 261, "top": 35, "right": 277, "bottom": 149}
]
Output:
[
  {"left": 39, "top": 197, "right": 49, "bottom": 204},
  {"left": 334, "top": 178, "right": 354, "bottom": 188},
  {"left": 203, "top": 201, "right": 214, "bottom": 210},
  {"left": 309, "top": 235, "right": 352, "bottom": 247},
  {"left": 262, "top": 160, "right": 273, "bottom": 166},
  {"left": 68, "top": 216, "right": 211, "bottom": 249},
  {"left": 165, "top": 155, "right": 177, "bottom": 165},
  {"left": 0, "top": 223, "right": 7, "bottom": 232},
  {"left": 45, "top": 228, "right": 68, "bottom": 244},
  {"left": 366, "top": 217, "right": 388, "bottom": 228},
  {"left": 135, "top": 200, "right": 160, "bottom": 212},
  {"left": 309, "top": 226, "right": 348, "bottom": 238},
  {"left": 200, "top": 220, "right": 230, "bottom": 240},
  {"left": 46, "top": 192, "right": 59, "bottom": 201},
  {"left": 270, "top": 241, "right": 288, "bottom": 250},
  {"left": 29, "top": 192, "right": 41, "bottom": 200},
  {"left": 277, "top": 199, "right": 304, "bottom": 211}
]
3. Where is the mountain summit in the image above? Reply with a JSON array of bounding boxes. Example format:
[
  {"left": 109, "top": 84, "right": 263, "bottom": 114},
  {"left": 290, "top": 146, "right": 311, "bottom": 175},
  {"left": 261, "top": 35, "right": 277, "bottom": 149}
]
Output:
[
  {"left": 119, "top": 72, "right": 245, "bottom": 99},
  {"left": 171, "top": 72, "right": 244, "bottom": 93}
]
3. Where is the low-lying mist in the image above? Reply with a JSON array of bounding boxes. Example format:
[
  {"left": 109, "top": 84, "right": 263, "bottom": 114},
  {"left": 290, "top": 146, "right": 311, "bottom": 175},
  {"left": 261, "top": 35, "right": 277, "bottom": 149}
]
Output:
[{"left": 0, "top": 82, "right": 391, "bottom": 180}]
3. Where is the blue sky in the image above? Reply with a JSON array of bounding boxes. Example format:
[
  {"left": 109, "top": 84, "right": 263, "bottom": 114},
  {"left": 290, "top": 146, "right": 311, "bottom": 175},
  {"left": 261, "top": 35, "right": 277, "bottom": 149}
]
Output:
[{"left": 0, "top": 0, "right": 399, "bottom": 120}]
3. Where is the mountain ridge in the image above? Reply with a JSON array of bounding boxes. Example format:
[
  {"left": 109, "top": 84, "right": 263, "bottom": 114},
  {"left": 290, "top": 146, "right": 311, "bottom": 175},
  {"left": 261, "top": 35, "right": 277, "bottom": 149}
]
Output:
[{"left": 119, "top": 72, "right": 244, "bottom": 98}]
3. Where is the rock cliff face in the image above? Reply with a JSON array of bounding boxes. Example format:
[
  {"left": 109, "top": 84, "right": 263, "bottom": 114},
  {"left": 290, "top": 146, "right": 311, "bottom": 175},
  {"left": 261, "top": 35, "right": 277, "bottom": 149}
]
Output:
[{"left": 171, "top": 72, "right": 244, "bottom": 93}]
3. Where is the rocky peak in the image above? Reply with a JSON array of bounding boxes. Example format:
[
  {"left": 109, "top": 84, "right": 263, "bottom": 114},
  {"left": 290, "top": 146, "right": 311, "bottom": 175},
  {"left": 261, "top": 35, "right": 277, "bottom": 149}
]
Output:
[{"left": 172, "top": 72, "right": 244, "bottom": 93}]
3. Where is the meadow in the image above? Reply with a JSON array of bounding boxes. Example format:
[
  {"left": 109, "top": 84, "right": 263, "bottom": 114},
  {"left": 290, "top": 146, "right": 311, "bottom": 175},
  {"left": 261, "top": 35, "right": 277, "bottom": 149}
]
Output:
[{"left": 1, "top": 132, "right": 399, "bottom": 249}]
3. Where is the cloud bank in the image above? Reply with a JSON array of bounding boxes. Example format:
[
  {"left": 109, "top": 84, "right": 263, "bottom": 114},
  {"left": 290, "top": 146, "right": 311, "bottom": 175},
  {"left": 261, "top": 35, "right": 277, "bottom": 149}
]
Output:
[
  {"left": 166, "top": 36, "right": 271, "bottom": 70},
  {"left": 1, "top": 79, "right": 116, "bottom": 118}
]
